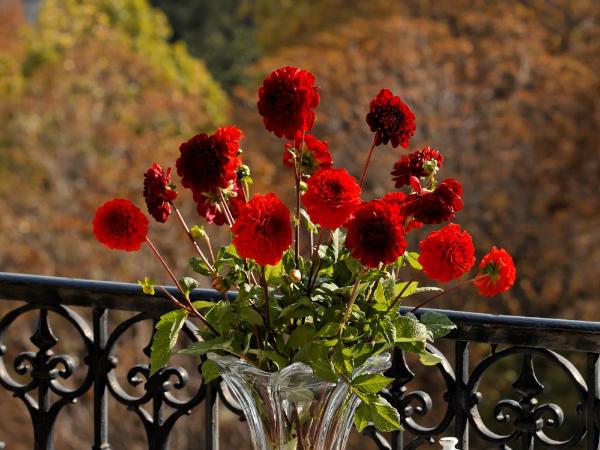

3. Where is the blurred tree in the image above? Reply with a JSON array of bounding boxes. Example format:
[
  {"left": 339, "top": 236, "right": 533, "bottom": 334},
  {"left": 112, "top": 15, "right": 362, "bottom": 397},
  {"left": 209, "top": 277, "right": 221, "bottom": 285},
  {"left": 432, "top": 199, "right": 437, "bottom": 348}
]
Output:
[
  {"left": 0, "top": 0, "right": 228, "bottom": 282},
  {"left": 150, "top": 0, "right": 259, "bottom": 89}
]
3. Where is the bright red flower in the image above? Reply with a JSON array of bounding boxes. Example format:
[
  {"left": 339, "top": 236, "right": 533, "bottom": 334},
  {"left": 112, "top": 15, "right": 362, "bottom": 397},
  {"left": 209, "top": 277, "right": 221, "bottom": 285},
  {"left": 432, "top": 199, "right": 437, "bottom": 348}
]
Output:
[
  {"left": 302, "top": 168, "right": 361, "bottom": 229},
  {"left": 474, "top": 247, "right": 516, "bottom": 297},
  {"left": 366, "top": 88, "right": 416, "bottom": 148},
  {"left": 345, "top": 200, "right": 406, "bottom": 268},
  {"left": 406, "top": 179, "right": 463, "bottom": 224},
  {"left": 418, "top": 223, "right": 475, "bottom": 282},
  {"left": 143, "top": 163, "right": 177, "bottom": 223},
  {"left": 195, "top": 182, "right": 246, "bottom": 226},
  {"left": 93, "top": 199, "right": 148, "bottom": 251},
  {"left": 232, "top": 193, "right": 292, "bottom": 265},
  {"left": 257, "top": 66, "right": 320, "bottom": 140},
  {"left": 380, "top": 192, "right": 423, "bottom": 232},
  {"left": 283, "top": 134, "right": 333, "bottom": 175},
  {"left": 392, "top": 147, "right": 443, "bottom": 188},
  {"left": 176, "top": 126, "right": 243, "bottom": 197}
]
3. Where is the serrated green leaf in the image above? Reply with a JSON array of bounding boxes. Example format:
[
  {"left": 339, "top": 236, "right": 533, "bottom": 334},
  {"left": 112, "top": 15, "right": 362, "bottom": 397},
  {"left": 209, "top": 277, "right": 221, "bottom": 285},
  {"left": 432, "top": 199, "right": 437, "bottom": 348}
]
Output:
[
  {"left": 405, "top": 252, "right": 422, "bottom": 270},
  {"left": 315, "top": 322, "right": 339, "bottom": 338},
  {"left": 374, "top": 282, "right": 386, "bottom": 305},
  {"left": 237, "top": 306, "right": 264, "bottom": 326},
  {"left": 420, "top": 311, "right": 456, "bottom": 339},
  {"left": 331, "top": 229, "right": 343, "bottom": 261},
  {"left": 287, "top": 324, "right": 316, "bottom": 349},
  {"left": 309, "top": 359, "right": 338, "bottom": 383},
  {"left": 354, "top": 403, "right": 370, "bottom": 432},
  {"left": 413, "top": 286, "right": 444, "bottom": 295},
  {"left": 264, "top": 261, "right": 284, "bottom": 282},
  {"left": 382, "top": 277, "right": 396, "bottom": 301},
  {"left": 192, "top": 300, "right": 217, "bottom": 309},
  {"left": 395, "top": 315, "right": 429, "bottom": 342},
  {"left": 379, "top": 316, "right": 396, "bottom": 344},
  {"left": 189, "top": 256, "right": 212, "bottom": 276},
  {"left": 418, "top": 350, "right": 443, "bottom": 366},
  {"left": 178, "top": 336, "right": 231, "bottom": 355},
  {"left": 369, "top": 396, "right": 402, "bottom": 432},
  {"left": 180, "top": 277, "right": 199, "bottom": 298},
  {"left": 395, "top": 281, "right": 419, "bottom": 298},
  {"left": 201, "top": 359, "right": 221, "bottom": 382},
  {"left": 351, "top": 374, "right": 393, "bottom": 394},
  {"left": 151, "top": 309, "right": 188, "bottom": 375}
]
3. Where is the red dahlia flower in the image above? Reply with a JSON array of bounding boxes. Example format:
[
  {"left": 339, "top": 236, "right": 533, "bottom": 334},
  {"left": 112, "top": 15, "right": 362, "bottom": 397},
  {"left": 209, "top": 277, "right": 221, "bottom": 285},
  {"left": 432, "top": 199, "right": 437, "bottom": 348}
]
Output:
[
  {"left": 366, "top": 88, "right": 416, "bottom": 148},
  {"left": 380, "top": 191, "right": 422, "bottom": 232},
  {"left": 283, "top": 134, "right": 333, "bottom": 175},
  {"left": 302, "top": 168, "right": 361, "bottom": 229},
  {"left": 345, "top": 200, "right": 406, "bottom": 268},
  {"left": 143, "top": 163, "right": 177, "bottom": 223},
  {"left": 418, "top": 223, "right": 475, "bottom": 282},
  {"left": 473, "top": 247, "right": 516, "bottom": 297},
  {"left": 176, "top": 126, "right": 243, "bottom": 197},
  {"left": 93, "top": 199, "right": 148, "bottom": 251},
  {"left": 257, "top": 66, "right": 320, "bottom": 140},
  {"left": 232, "top": 193, "right": 292, "bottom": 265},
  {"left": 392, "top": 147, "right": 443, "bottom": 188},
  {"left": 406, "top": 179, "right": 464, "bottom": 224},
  {"left": 195, "top": 182, "right": 246, "bottom": 226}
]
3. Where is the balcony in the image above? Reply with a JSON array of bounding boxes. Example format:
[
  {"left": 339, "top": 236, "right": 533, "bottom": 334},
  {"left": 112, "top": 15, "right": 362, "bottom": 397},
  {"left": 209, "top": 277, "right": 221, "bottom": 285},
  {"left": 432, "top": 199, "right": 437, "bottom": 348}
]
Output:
[{"left": 0, "top": 272, "right": 598, "bottom": 450}]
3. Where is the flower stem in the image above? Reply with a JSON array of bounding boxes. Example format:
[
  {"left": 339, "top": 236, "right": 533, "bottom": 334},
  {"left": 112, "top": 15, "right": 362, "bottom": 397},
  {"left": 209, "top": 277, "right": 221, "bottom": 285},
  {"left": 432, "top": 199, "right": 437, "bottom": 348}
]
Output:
[
  {"left": 359, "top": 132, "right": 379, "bottom": 189},
  {"left": 170, "top": 202, "right": 215, "bottom": 273},
  {"left": 410, "top": 276, "right": 478, "bottom": 314},
  {"left": 387, "top": 279, "right": 416, "bottom": 313},
  {"left": 218, "top": 190, "right": 235, "bottom": 226},
  {"left": 337, "top": 270, "right": 363, "bottom": 338},
  {"left": 294, "top": 132, "right": 306, "bottom": 266},
  {"left": 145, "top": 237, "right": 184, "bottom": 293}
]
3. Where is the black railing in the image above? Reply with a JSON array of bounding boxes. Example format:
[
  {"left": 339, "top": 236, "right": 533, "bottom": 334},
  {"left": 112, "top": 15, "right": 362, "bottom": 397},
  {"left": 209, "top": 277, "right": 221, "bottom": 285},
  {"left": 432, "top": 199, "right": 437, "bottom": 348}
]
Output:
[{"left": 0, "top": 272, "right": 598, "bottom": 450}]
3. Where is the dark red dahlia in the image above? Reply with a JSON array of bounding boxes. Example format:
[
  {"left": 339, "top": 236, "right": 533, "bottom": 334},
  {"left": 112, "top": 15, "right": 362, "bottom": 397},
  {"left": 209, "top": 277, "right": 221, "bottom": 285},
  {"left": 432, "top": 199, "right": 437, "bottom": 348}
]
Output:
[
  {"left": 143, "top": 163, "right": 177, "bottom": 223},
  {"left": 283, "top": 134, "right": 333, "bottom": 175},
  {"left": 344, "top": 200, "right": 406, "bottom": 268},
  {"left": 405, "top": 179, "right": 463, "bottom": 224},
  {"left": 380, "top": 191, "right": 422, "bottom": 232},
  {"left": 392, "top": 147, "right": 443, "bottom": 188},
  {"left": 257, "top": 66, "right": 320, "bottom": 140},
  {"left": 473, "top": 247, "right": 516, "bottom": 297},
  {"left": 176, "top": 126, "right": 243, "bottom": 197},
  {"left": 93, "top": 199, "right": 148, "bottom": 251},
  {"left": 302, "top": 168, "right": 361, "bottom": 229},
  {"left": 418, "top": 223, "right": 475, "bottom": 282},
  {"left": 195, "top": 182, "right": 246, "bottom": 226},
  {"left": 232, "top": 193, "right": 292, "bottom": 265},
  {"left": 366, "top": 88, "right": 416, "bottom": 148}
]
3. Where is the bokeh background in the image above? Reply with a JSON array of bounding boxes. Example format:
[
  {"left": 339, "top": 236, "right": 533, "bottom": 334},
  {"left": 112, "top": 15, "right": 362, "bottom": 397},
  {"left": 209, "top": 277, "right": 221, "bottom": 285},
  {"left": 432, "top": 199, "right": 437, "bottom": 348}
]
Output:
[{"left": 0, "top": 0, "right": 598, "bottom": 449}]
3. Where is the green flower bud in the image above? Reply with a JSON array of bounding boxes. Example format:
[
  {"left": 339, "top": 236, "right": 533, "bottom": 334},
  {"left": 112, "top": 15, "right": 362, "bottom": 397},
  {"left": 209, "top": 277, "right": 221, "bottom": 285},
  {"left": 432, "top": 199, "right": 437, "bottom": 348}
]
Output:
[{"left": 190, "top": 225, "right": 207, "bottom": 240}]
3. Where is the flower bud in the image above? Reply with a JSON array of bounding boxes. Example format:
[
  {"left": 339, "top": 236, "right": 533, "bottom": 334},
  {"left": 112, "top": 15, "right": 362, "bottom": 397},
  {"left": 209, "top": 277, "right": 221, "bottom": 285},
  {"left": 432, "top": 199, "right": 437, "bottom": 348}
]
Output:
[
  {"left": 212, "top": 276, "right": 228, "bottom": 293},
  {"left": 299, "top": 180, "right": 308, "bottom": 193},
  {"left": 190, "top": 225, "right": 207, "bottom": 240},
  {"left": 237, "top": 164, "right": 251, "bottom": 180},
  {"left": 423, "top": 159, "right": 439, "bottom": 175},
  {"left": 289, "top": 269, "right": 302, "bottom": 283}
]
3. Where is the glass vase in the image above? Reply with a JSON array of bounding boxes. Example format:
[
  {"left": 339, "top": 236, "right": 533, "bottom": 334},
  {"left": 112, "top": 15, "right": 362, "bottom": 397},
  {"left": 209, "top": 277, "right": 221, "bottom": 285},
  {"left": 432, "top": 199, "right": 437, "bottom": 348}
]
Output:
[{"left": 208, "top": 352, "right": 392, "bottom": 450}]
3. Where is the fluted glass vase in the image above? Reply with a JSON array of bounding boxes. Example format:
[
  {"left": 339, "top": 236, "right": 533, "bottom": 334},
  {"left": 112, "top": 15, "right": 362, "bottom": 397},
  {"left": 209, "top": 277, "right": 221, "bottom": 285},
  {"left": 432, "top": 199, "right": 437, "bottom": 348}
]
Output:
[{"left": 208, "top": 352, "right": 391, "bottom": 450}]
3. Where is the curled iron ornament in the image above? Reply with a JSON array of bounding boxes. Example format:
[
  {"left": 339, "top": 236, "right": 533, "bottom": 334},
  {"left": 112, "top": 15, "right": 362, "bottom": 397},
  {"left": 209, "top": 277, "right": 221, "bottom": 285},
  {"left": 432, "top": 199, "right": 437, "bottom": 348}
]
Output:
[{"left": 467, "top": 346, "right": 587, "bottom": 449}]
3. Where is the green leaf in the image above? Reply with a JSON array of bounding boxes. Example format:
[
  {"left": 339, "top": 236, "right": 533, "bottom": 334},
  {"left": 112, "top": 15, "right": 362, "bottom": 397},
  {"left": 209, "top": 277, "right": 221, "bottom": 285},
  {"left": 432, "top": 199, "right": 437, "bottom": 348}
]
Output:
[
  {"left": 279, "top": 299, "right": 312, "bottom": 321},
  {"left": 351, "top": 374, "right": 393, "bottom": 394},
  {"left": 369, "top": 396, "right": 402, "bottom": 432},
  {"left": 382, "top": 277, "right": 396, "bottom": 301},
  {"left": 201, "top": 359, "right": 221, "bottom": 382},
  {"left": 331, "top": 229, "right": 343, "bottom": 261},
  {"left": 394, "top": 315, "right": 429, "bottom": 342},
  {"left": 287, "top": 324, "right": 316, "bottom": 349},
  {"left": 192, "top": 300, "right": 217, "bottom": 309},
  {"left": 150, "top": 309, "right": 188, "bottom": 375},
  {"left": 354, "top": 403, "right": 370, "bottom": 432},
  {"left": 190, "top": 256, "right": 212, "bottom": 276},
  {"left": 374, "top": 282, "right": 386, "bottom": 305},
  {"left": 264, "top": 261, "right": 284, "bottom": 282},
  {"left": 418, "top": 350, "right": 443, "bottom": 366},
  {"left": 237, "top": 306, "right": 264, "bottom": 326},
  {"left": 309, "top": 359, "right": 338, "bottom": 383},
  {"left": 315, "top": 322, "right": 339, "bottom": 338},
  {"left": 420, "top": 311, "right": 456, "bottom": 339},
  {"left": 178, "top": 336, "right": 231, "bottom": 355},
  {"left": 395, "top": 281, "right": 419, "bottom": 298},
  {"left": 405, "top": 252, "right": 422, "bottom": 270},
  {"left": 378, "top": 316, "right": 396, "bottom": 344},
  {"left": 180, "top": 277, "right": 199, "bottom": 298},
  {"left": 138, "top": 276, "right": 156, "bottom": 295}
]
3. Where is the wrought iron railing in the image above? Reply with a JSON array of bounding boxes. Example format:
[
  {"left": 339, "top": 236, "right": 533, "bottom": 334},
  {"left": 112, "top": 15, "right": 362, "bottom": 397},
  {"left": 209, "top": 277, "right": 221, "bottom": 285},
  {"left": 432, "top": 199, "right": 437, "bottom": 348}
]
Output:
[{"left": 0, "top": 272, "right": 598, "bottom": 450}]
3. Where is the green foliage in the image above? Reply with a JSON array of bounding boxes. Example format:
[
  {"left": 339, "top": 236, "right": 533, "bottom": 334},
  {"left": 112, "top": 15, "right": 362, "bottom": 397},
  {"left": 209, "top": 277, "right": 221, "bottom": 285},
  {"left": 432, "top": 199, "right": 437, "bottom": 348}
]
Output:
[{"left": 150, "top": 308, "right": 188, "bottom": 375}]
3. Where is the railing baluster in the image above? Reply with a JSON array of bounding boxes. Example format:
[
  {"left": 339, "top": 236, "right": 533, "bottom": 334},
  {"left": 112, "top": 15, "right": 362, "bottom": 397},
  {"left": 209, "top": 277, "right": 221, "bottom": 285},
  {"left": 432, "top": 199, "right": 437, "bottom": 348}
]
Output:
[
  {"left": 454, "top": 341, "right": 469, "bottom": 450},
  {"left": 587, "top": 353, "right": 600, "bottom": 450},
  {"left": 205, "top": 380, "right": 219, "bottom": 450},
  {"left": 92, "top": 308, "right": 110, "bottom": 450}
]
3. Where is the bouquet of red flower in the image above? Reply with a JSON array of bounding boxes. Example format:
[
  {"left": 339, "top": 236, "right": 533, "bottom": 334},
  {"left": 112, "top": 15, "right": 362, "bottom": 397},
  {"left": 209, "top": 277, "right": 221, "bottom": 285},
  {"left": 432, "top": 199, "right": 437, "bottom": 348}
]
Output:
[{"left": 94, "top": 66, "right": 515, "bottom": 444}]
